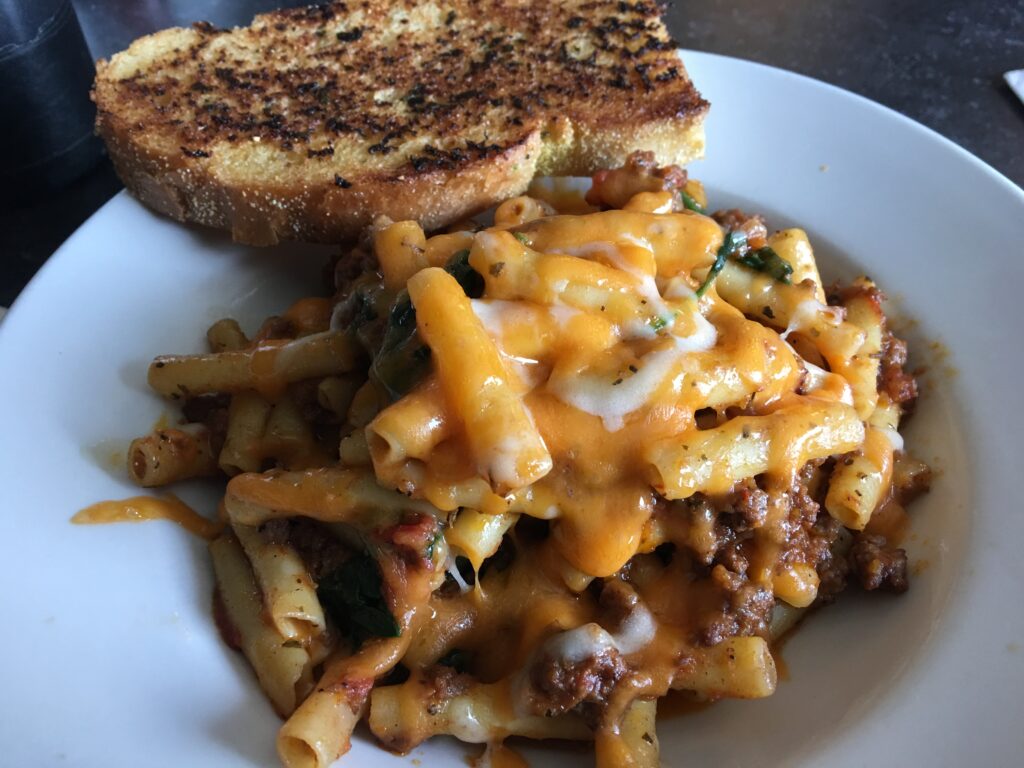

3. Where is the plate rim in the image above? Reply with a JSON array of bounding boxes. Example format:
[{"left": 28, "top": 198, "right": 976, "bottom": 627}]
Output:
[{"left": 2, "top": 50, "right": 1023, "bottom": 768}]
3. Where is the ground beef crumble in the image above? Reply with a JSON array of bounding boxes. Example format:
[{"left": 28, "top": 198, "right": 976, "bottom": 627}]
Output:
[
  {"left": 599, "top": 578, "right": 640, "bottom": 628},
  {"left": 529, "top": 648, "right": 627, "bottom": 718},
  {"left": 698, "top": 564, "right": 774, "bottom": 646},
  {"left": 712, "top": 209, "right": 768, "bottom": 249},
  {"left": 422, "top": 665, "right": 472, "bottom": 715},
  {"left": 585, "top": 150, "right": 688, "bottom": 209},
  {"left": 849, "top": 534, "right": 909, "bottom": 593},
  {"left": 813, "top": 516, "right": 851, "bottom": 602},
  {"left": 879, "top": 330, "right": 919, "bottom": 409},
  {"left": 731, "top": 486, "right": 769, "bottom": 530}
]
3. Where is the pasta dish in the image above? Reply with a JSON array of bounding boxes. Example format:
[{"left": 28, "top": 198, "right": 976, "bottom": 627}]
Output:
[{"left": 77, "top": 153, "right": 929, "bottom": 767}]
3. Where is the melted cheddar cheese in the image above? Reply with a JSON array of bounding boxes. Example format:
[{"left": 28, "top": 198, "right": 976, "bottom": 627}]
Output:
[
  {"left": 95, "top": 169, "right": 928, "bottom": 768},
  {"left": 345, "top": 190, "right": 923, "bottom": 762},
  {"left": 74, "top": 495, "right": 223, "bottom": 540},
  {"left": 370, "top": 209, "right": 854, "bottom": 580}
]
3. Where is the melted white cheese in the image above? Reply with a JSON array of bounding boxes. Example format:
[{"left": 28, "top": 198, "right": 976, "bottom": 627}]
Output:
[
  {"left": 446, "top": 557, "right": 472, "bottom": 594},
  {"left": 782, "top": 299, "right": 843, "bottom": 339},
  {"left": 625, "top": 275, "right": 676, "bottom": 339},
  {"left": 548, "top": 318, "right": 717, "bottom": 431},
  {"left": 484, "top": 433, "right": 530, "bottom": 488},
  {"left": 548, "top": 305, "right": 582, "bottom": 329},
  {"left": 471, "top": 299, "right": 521, "bottom": 338},
  {"left": 540, "top": 504, "right": 560, "bottom": 520},
  {"left": 548, "top": 345, "right": 679, "bottom": 432},
  {"left": 468, "top": 300, "right": 553, "bottom": 391},
  {"left": 503, "top": 356, "right": 546, "bottom": 391},
  {"left": 663, "top": 276, "right": 697, "bottom": 301},
  {"left": 611, "top": 601, "right": 657, "bottom": 655},
  {"left": 447, "top": 698, "right": 489, "bottom": 743},
  {"left": 674, "top": 311, "right": 718, "bottom": 352},
  {"left": 879, "top": 426, "right": 905, "bottom": 452},
  {"left": 549, "top": 241, "right": 675, "bottom": 339},
  {"left": 544, "top": 623, "right": 619, "bottom": 664},
  {"left": 584, "top": 242, "right": 675, "bottom": 339},
  {"left": 800, "top": 356, "right": 855, "bottom": 406},
  {"left": 620, "top": 233, "right": 655, "bottom": 251},
  {"left": 542, "top": 602, "right": 658, "bottom": 662},
  {"left": 475, "top": 238, "right": 719, "bottom": 432}
]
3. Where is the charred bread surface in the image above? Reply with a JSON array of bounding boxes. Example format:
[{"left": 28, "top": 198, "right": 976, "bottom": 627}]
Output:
[{"left": 93, "top": 0, "right": 708, "bottom": 245}]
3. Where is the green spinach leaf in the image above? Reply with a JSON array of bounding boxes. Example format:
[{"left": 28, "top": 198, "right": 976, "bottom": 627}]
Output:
[
  {"left": 316, "top": 551, "right": 400, "bottom": 648},
  {"left": 736, "top": 246, "right": 793, "bottom": 284},
  {"left": 696, "top": 230, "right": 747, "bottom": 297}
]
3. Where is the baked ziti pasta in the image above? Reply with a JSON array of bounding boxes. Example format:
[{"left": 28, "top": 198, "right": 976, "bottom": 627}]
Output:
[{"left": 78, "top": 151, "right": 931, "bottom": 767}]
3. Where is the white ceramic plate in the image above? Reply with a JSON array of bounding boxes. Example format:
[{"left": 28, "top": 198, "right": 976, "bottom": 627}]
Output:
[{"left": 2, "top": 51, "right": 1023, "bottom": 767}]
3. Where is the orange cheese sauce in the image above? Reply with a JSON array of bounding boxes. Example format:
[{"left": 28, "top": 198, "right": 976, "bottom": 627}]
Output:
[
  {"left": 378, "top": 214, "right": 825, "bottom": 579},
  {"left": 104, "top": 185, "right": 929, "bottom": 766},
  {"left": 73, "top": 495, "right": 223, "bottom": 540},
  {"left": 359, "top": 207, "right": 889, "bottom": 618},
  {"left": 345, "top": 201, "right": 929, "bottom": 758}
]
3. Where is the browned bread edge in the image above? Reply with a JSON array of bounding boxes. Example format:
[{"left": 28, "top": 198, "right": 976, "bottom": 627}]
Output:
[{"left": 97, "top": 104, "right": 704, "bottom": 245}]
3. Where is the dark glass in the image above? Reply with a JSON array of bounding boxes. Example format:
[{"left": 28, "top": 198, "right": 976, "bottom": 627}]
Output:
[{"left": 0, "top": 0, "right": 102, "bottom": 203}]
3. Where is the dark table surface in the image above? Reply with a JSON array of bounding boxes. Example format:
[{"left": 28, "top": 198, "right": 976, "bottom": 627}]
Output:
[{"left": 3, "top": 0, "right": 1023, "bottom": 308}]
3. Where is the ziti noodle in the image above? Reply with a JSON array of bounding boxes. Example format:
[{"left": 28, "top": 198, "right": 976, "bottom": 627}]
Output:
[{"left": 81, "top": 152, "right": 930, "bottom": 767}]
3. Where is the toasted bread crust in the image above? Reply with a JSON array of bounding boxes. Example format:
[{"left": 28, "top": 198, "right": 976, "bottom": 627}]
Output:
[{"left": 93, "top": 1, "right": 707, "bottom": 245}]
